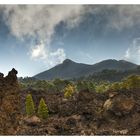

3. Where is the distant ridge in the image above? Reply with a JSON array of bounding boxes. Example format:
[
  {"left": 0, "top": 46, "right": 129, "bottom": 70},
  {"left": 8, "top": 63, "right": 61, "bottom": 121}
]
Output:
[{"left": 34, "top": 59, "right": 138, "bottom": 80}]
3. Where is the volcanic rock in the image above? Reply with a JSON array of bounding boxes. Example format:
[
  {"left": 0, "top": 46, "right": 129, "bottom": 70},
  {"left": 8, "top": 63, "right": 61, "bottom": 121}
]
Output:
[
  {"left": 0, "top": 68, "right": 21, "bottom": 135},
  {"left": 103, "top": 93, "right": 135, "bottom": 116},
  {"left": 24, "top": 116, "right": 41, "bottom": 126}
]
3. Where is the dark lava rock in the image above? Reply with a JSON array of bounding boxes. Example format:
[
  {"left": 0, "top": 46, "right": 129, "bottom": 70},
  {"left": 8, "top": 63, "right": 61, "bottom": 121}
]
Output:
[
  {"left": 103, "top": 94, "right": 135, "bottom": 116},
  {"left": 0, "top": 68, "right": 21, "bottom": 135}
]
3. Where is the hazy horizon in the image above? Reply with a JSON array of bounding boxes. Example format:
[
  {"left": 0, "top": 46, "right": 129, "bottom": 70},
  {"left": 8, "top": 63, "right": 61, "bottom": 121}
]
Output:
[{"left": 0, "top": 5, "right": 140, "bottom": 77}]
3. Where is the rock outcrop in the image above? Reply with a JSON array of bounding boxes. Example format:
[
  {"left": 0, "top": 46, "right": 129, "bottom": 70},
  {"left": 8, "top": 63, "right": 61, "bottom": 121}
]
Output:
[
  {"left": 0, "top": 68, "right": 21, "bottom": 135},
  {"left": 103, "top": 94, "right": 135, "bottom": 116},
  {"left": 24, "top": 116, "right": 41, "bottom": 126}
]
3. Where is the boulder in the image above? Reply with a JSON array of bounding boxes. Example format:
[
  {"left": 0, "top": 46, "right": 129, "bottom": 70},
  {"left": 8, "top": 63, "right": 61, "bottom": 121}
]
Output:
[
  {"left": 103, "top": 99, "right": 112, "bottom": 110},
  {"left": 24, "top": 116, "right": 41, "bottom": 126},
  {"left": 103, "top": 94, "right": 135, "bottom": 116},
  {"left": 109, "top": 92, "right": 118, "bottom": 98}
]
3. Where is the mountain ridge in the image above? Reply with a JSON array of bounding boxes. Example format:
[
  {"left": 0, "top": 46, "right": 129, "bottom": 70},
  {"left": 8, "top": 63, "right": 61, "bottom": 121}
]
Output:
[{"left": 34, "top": 59, "right": 138, "bottom": 80}]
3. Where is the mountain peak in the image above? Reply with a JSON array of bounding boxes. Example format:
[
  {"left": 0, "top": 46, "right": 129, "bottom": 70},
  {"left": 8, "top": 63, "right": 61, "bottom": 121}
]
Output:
[
  {"left": 63, "top": 59, "right": 74, "bottom": 64},
  {"left": 101, "top": 59, "right": 118, "bottom": 62}
]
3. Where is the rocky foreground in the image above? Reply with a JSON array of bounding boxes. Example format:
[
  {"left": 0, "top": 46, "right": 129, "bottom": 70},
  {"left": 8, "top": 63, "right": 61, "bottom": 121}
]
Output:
[{"left": 0, "top": 69, "right": 140, "bottom": 135}]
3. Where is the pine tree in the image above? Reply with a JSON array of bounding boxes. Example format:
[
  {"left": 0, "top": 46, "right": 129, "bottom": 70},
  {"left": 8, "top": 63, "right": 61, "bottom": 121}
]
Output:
[
  {"left": 25, "top": 94, "right": 35, "bottom": 116},
  {"left": 38, "top": 98, "right": 49, "bottom": 119}
]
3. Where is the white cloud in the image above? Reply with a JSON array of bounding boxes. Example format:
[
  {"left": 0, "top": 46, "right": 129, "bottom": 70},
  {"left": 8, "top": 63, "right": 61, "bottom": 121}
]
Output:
[
  {"left": 124, "top": 38, "right": 140, "bottom": 64},
  {"left": 31, "top": 41, "right": 47, "bottom": 60},
  {"left": 30, "top": 41, "right": 66, "bottom": 67},
  {"left": 1, "top": 5, "right": 86, "bottom": 43}
]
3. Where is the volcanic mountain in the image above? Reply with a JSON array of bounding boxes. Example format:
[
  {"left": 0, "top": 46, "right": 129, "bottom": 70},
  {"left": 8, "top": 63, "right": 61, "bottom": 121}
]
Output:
[{"left": 34, "top": 59, "right": 138, "bottom": 80}]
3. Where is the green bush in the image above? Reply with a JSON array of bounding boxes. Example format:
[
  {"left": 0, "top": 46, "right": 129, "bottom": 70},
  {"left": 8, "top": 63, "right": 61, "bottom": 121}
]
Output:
[
  {"left": 38, "top": 98, "right": 49, "bottom": 119},
  {"left": 122, "top": 75, "right": 140, "bottom": 89},
  {"left": 110, "top": 75, "right": 140, "bottom": 91},
  {"left": 25, "top": 94, "right": 35, "bottom": 116},
  {"left": 76, "top": 81, "right": 96, "bottom": 92},
  {"left": 110, "top": 82, "right": 121, "bottom": 91},
  {"left": 87, "top": 81, "right": 96, "bottom": 92},
  {"left": 95, "top": 83, "right": 110, "bottom": 93}
]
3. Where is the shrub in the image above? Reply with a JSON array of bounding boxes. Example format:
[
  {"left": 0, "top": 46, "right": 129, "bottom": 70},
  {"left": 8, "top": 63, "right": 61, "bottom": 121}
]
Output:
[
  {"left": 76, "top": 81, "right": 86, "bottom": 92},
  {"left": 87, "top": 81, "right": 96, "bottom": 92},
  {"left": 25, "top": 94, "right": 35, "bottom": 116},
  {"left": 64, "top": 84, "right": 76, "bottom": 98},
  {"left": 95, "top": 83, "right": 110, "bottom": 93},
  {"left": 53, "top": 78, "right": 72, "bottom": 93},
  {"left": 109, "top": 75, "right": 140, "bottom": 91},
  {"left": 123, "top": 75, "right": 140, "bottom": 89},
  {"left": 77, "top": 81, "right": 96, "bottom": 92},
  {"left": 110, "top": 82, "right": 121, "bottom": 91},
  {"left": 38, "top": 98, "right": 49, "bottom": 119}
]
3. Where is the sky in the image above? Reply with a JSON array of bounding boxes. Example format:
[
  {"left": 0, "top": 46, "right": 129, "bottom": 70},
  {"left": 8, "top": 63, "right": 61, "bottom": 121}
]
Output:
[{"left": 0, "top": 5, "right": 140, "bottom": 77}]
